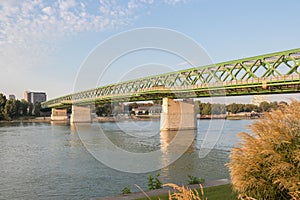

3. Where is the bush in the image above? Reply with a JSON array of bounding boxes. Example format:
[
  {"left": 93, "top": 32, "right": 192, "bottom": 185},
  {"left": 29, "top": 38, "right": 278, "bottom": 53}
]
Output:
[
  {"left": 121, "top": 186, "right": 131, "bottom": 194},
  {"left": 148, "top": 173, "right": 162, "bottom": 190},
  {"left": 228, "top": 100, "right": 300, "bottom": 199},
  {"left": 187, "top": 175, "right": 205, "bottom": 185}
]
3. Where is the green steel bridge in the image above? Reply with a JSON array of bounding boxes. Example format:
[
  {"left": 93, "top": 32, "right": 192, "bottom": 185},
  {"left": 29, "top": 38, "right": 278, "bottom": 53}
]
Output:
[{"left": 42, "top": 48, "right": 300, "bottom": 109}]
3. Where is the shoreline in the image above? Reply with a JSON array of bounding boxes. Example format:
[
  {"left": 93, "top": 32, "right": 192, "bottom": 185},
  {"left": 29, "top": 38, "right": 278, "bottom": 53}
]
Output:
[
  {"left": 93, "top": 179, "right": 231, "bottom": 200},
  {"left": 0, "top": 114, "right": 259, "bottom": 124}
]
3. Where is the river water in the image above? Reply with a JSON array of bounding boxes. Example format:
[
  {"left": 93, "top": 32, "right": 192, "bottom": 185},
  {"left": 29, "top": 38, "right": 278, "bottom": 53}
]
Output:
[{"left": 0, "top": 119, "right": 252, "bottom": 199}]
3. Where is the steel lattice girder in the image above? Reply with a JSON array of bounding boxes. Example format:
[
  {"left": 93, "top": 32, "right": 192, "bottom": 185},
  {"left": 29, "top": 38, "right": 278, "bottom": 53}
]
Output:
[{"left": 42, "top": 48, "right": 300, "bottom": 108}]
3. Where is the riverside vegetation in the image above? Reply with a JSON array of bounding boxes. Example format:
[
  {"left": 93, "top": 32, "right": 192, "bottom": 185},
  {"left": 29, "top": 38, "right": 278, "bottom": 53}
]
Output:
[
  {"left": 0, "top": 93, "right": 42, "bottom": 121},
  {"left": 228, "top": 100, "right": 300, "bottom": 199}
]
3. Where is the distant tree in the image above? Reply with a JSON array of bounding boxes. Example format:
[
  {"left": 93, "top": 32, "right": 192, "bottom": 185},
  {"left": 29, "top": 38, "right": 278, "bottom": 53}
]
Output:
[
  {"left": 227, "top": 103, "right": 239, "bottom": 114},
  {"left": 211, "top": 103, "right": 226, "bottom": 114},
  {"left": 15, "top": 100, "right": 21, "bottom": 117},
  {"left": 28, "top": 103, "right": 34, "bottom": 116},
  {"left": 279, "top": 101, "right": 288, "bottom": 106},
  {"left": 96, "top": 104, "right": 112, "bottom": 116},
  {"left": 259, "top": 101, "right": 272, "bottom": 112},
  {"left": 201, "top": 103, "right": 211, "bottom": 115},
  {"left": 243, "top": 104, "right": 258, "bottom": 112},
  {"left": 20, "top": 99, "right": 29, "bottom": 116},
  {"left": 0, "top": 93, "right": 7, "bottom": 120},
  {"left": 3, "top": 99, "right": 17, "bottom": 120},
  {"left": 34, "top": 102, "right": 41, "bottom": 116}
]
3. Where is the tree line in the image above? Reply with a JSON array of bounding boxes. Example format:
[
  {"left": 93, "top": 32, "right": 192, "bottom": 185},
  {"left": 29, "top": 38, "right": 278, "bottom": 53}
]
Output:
[
  {"left": 195, "top": 101, "right": 288, "bottom": 115},
  {"left": 0, "top": 93, "right": 41, "bottom": 121}
]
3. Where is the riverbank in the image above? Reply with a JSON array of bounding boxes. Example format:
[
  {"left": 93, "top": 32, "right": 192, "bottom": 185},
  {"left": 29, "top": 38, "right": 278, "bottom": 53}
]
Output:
[
  {"left": 94, "top": 179, "right": 232, "bottom": 200},
  {"left": 0, "top": 113, "right": 260, "bottom": 123},
  {"left": 0, "top": 117, "right": 52, "bottom": 123},
  {"left": 94, "top": 115, "right": 160, "bottom": 122}
]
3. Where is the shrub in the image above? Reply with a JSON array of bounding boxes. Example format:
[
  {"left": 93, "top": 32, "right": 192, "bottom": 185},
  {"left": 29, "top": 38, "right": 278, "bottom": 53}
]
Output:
[
  {"left": 187, "top": 175, "right": 205, "bottom": 185},
  {"left": 228, "top": 100, "right": 300, "bottom": 199},
  {"left": 148, "top": 173, "right": 162, "bottom": 190},
  {"left": 121, "top": 186, "right": 131, "bottom": 194}
]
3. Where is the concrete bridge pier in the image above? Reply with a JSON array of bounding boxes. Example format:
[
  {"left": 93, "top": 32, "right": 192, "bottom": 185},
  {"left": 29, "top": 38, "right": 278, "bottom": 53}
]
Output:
[
  {"left": 51, "top": 108, "right": 68, "bottom": 121},
  {"left": 160, "top": 98, "right": 196, "bottom": 131},
  {"left": 70, "top": 105, "right": 91, "bottom": 123}
]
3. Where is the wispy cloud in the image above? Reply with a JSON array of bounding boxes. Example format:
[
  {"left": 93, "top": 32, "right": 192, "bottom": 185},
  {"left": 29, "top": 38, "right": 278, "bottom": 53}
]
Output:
[{"left": 0, "top": 0, "right": 188, "bottom": 70}]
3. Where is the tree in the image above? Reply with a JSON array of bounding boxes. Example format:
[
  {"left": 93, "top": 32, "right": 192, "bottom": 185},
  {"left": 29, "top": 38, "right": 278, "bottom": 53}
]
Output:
[
  {"left": 34, "top": 102, "right": 41, "bottom": 116},
  {"left": 227, "top": 103, "right": 239, "bottom": 114},
  {"left": 96, "top": 103, "right": 112, "bottom": 116},
  {"left": 259, "top": 101, "right": 272, "bottom": 112},
  {"left": 228, "top": 101, "right": 300, "bottom": 199},
  {"left": 211, "top": 103, "right": 226, "bottom": 114},
  {"left": 0, "top": 93, "right": 7, "bottom": 120},
  {"left": 28, "top": 103, "right": 33, "bottom": 116},
  {"left": 201, "top": 103, "right": 211, "bottom": 115},
  {"left": 20, "top": 99, "right": 29, "bottom": 116},
  {"left": 3, "top": 99, "right": 17, "bottom": 120}
]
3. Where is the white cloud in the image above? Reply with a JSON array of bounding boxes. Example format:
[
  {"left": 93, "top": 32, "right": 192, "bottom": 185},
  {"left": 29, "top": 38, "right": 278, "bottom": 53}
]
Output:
[{"left": 0, "top": 0, "right": 189, "bottom": 70}]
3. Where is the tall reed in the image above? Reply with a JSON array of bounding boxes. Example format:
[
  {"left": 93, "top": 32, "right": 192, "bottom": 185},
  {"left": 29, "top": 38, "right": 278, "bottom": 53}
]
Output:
[{"left": 228, "top": 100, "right": 300, "bottom": 199}]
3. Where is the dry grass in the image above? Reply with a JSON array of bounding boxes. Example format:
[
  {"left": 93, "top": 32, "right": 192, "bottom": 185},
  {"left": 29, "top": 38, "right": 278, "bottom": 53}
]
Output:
[
  {"left": 227, "top": 100, "right": 300, "bottom": 199},
  {"left": 163, "top": 183, "right": 206, "bottom": 200}
]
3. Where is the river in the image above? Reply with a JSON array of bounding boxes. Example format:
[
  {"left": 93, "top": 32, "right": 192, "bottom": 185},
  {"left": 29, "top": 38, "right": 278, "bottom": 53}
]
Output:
[{"left": 0, "top": 119, "right": 252, "bottom": 199}]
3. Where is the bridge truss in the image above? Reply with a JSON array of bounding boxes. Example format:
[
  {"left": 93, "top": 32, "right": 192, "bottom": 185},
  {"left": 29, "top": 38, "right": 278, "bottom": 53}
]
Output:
[{"left": 42, "top": 48, "right": 300, "bottom": 108}]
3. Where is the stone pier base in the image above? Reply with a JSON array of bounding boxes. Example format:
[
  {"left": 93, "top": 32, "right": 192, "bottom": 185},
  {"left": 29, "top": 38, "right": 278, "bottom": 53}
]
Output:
[
  {"left": 51, "top": 108, "right": 68, "bottom": 121},
  {"left": 160, "top": 98, "right": 196, "bottom": 131},
  {"left": 70, "top": 105, "right": 91, "bottom": 123}
]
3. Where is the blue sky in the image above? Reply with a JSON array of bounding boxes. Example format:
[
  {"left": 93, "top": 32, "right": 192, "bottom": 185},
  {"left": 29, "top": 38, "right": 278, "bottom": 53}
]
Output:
[{"left": 1, "top": 0, "right": 300, "bottom": 102}]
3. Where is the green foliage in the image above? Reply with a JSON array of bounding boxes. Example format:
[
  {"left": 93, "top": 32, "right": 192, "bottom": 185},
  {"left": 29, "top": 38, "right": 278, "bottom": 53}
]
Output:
[
  {"left": 0, "top": 93, "right": 44, "bottom": 120},
  {"left": 228, "top": 101, "right": 300, "bottom": 200},
  {"left": 28, "top": 102, "right": 33, "bottom": 116},
  {"left": 20, "top": 99, "right": 29, "bottom": 116},
  {"left": 187, "top": 175, "right": 205, "bottom": 185},
  {"left": 148, "top": 173, "right": 162, "bottom": 190},
  {"left": 195, "top": 100, "right": 286, "bottom": 116},
  {"left": 121, "top": 186, "right": 131, "bottom": 194},
  {"left": 3, "top": 99, "right": 17, "bottom": 120},
  {"left": 34, "top": 102, "right": 41, "bottom": 116},
  {"left": 0, "top": 93, "right": 7, "bottom": 120},
  {"left": 96, "top": 103, "right": 112, "bottom": 116},
  {"left": 211, "top": 103, "right": 226, "bottom": 114}
]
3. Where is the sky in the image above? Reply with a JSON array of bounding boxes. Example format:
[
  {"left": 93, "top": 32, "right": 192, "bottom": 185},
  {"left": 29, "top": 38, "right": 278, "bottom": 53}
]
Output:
[{"left": 1, "top": 0, "right": 300, "bottom": 103}]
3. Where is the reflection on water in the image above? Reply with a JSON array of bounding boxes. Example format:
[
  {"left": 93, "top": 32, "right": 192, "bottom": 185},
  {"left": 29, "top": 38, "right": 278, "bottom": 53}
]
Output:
[{"left": 0, "top": 120, "right": 252, "bottom": 199}]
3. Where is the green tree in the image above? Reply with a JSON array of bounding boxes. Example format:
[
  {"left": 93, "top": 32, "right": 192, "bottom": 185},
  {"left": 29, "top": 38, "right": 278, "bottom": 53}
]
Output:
[
  {"left": 0, "top": 93, "right": 7, "bottom": 120},
  {"left": 211, "top": 103, "right": 226, "bottom": 114},
  {"left": 3, "top": 99, "right": 17, "bottom": 120},
  {"left": 28, "top": 102, "right": 33, "bottom": 116},
  {"left": 259, "top": 101, "right": 272, "bottom": 112},
  {"left": 34, "top": 102, "right": 41, "bottom": 116},
  {"left": 20, "top": 99, "right": 29, "bottom": 116},
  {"left": 96, "top": 103, "right": 112, "bottom": 116},
  {"left": 201, "top": 103, "right": 211, "bottom": 115},
  {"left": 227, "top": 103, "right": 239, "bottom": 114}
]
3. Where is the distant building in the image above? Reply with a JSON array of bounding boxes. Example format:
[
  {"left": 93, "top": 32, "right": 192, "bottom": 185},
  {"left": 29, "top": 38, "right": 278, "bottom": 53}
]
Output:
[
  {"left": 8, "top": 94, "right": 16, "bottom": 100},
  {"left": 251, "top": 95, "right": 270, "bottom": 106},
  {"left": 24, "top": 91, "right": 47, "bottom": 104}
]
